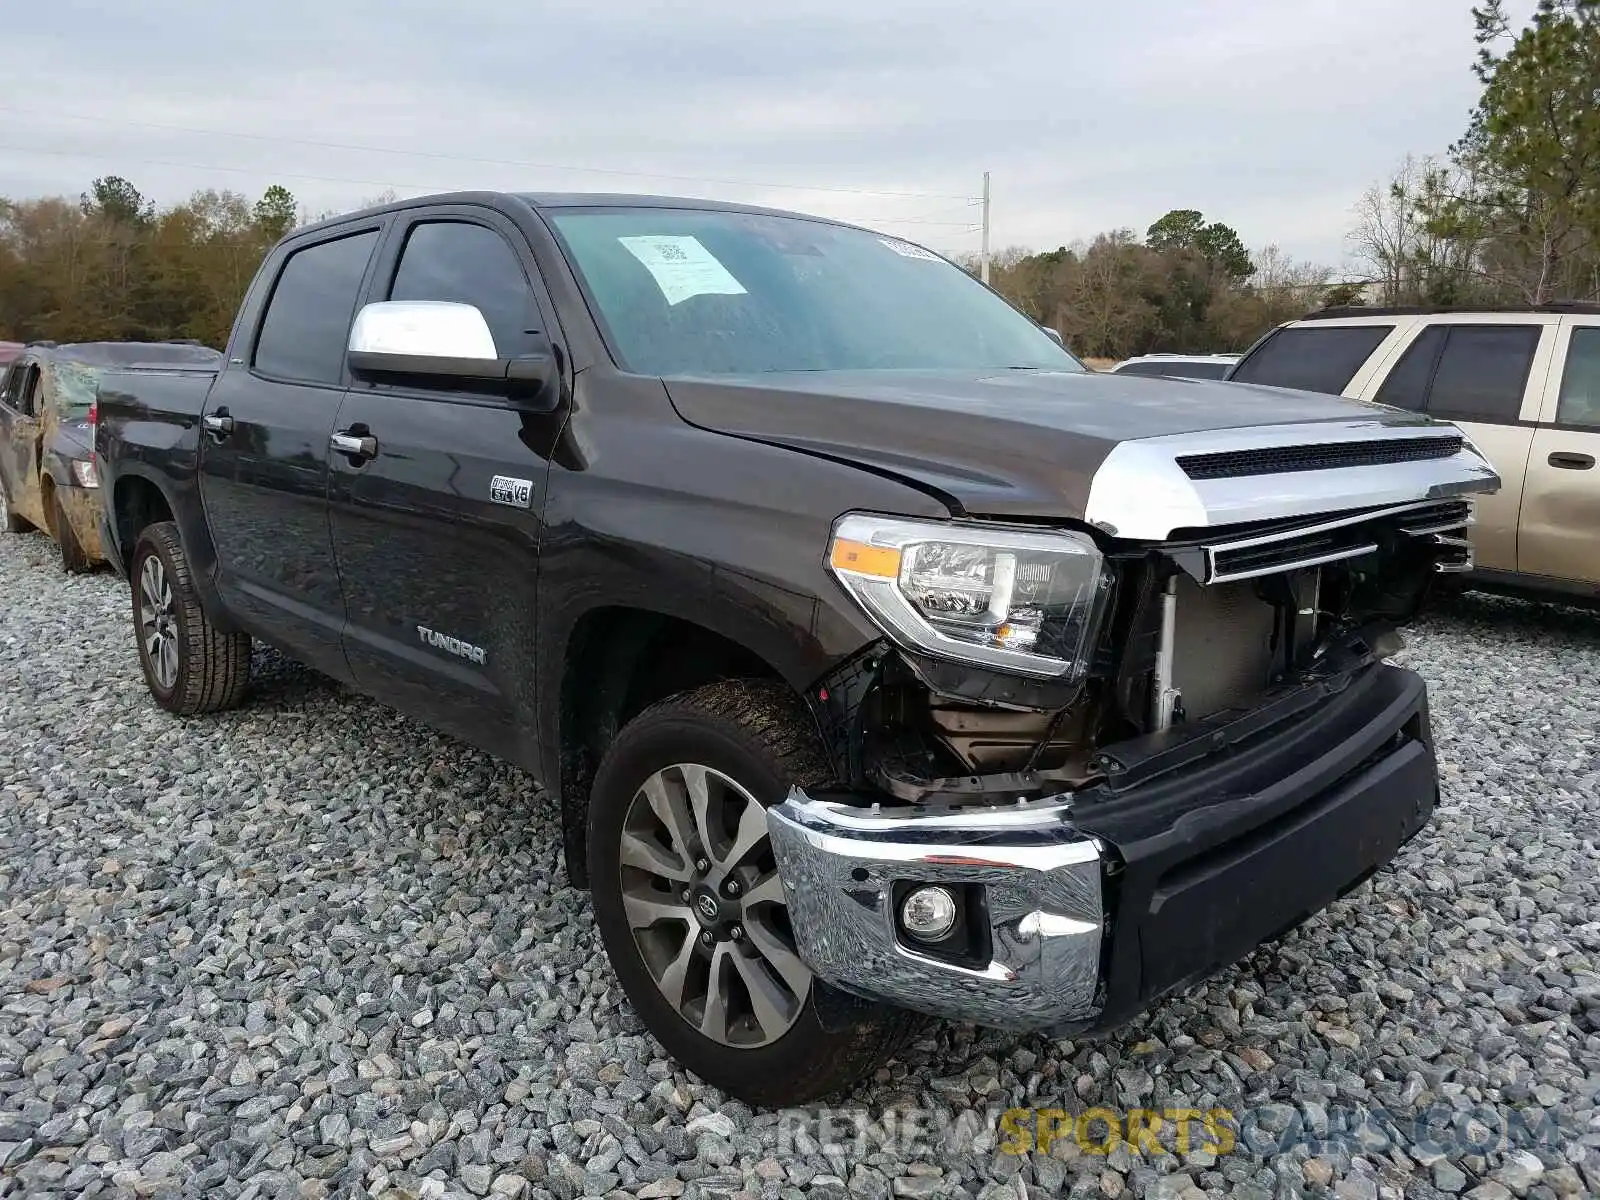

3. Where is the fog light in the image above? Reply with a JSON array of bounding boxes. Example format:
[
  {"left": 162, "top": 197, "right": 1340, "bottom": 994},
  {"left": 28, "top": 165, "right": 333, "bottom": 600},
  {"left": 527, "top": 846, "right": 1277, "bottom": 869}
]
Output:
[{"left": 900, "top": 886, "right": 958, "bottom": 941}]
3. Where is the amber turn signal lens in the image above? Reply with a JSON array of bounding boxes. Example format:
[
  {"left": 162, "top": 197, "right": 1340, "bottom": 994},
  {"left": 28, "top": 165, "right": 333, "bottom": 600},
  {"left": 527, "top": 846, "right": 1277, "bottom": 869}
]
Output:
[{"left": 828, "top": 538, "right": 902, "bottom": 578}]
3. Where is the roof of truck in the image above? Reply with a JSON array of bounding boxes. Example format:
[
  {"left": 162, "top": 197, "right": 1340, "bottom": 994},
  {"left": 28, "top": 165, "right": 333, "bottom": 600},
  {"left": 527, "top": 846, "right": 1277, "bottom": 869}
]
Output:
[{"left": 294, "top": 190, "right": 866, "bottom": 240}]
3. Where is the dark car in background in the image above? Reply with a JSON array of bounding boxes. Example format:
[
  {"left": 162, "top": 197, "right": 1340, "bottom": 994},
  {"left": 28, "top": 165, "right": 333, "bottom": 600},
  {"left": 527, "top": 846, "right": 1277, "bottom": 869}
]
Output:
[
  {"left": 0, "top": 340, "right": 221, "bottom": 571},
  {"left": 1108, "top": 353, "right": 1241, "bottom": 380}
]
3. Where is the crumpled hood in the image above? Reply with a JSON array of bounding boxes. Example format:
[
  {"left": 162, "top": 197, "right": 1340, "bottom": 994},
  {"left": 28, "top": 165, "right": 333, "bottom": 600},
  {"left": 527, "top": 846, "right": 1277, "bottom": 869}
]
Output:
[{"left": 663, "top": 368, "right": 1441, "bottom": 520}]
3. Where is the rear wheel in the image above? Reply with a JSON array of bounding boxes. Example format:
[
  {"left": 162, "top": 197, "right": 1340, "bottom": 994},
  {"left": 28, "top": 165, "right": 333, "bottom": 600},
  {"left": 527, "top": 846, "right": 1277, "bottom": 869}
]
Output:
[
  {"left": 588, "top": 679, "right": 918, "bottom": 1105},
  {"left": 53, "top": 490, "right": 92, "bottom": 574},
  {"left": 131, "top": 521, "right": 252, "bottom": 715}
]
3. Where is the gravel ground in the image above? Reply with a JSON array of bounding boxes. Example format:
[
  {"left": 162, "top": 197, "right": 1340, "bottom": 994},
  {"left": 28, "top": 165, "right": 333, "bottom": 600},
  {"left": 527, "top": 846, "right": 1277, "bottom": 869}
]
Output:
[{"left": 1, "top": 528, "right": 1597, "bottom": 1200}]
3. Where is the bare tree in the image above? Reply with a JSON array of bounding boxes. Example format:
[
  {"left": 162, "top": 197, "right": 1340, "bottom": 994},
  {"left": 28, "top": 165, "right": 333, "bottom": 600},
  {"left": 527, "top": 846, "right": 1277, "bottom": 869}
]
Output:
[
  {"left": 1349, "top": 155, "right": 1434, "bottom": 304},
  {"left": 1252, "top": 244, "right": 1333, "bottom": 308}
]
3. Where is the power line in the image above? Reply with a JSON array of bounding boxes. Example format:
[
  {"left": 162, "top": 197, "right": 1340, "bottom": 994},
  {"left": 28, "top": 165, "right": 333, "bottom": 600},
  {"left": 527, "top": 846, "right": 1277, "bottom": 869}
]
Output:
[
  {"left": 849, "top": 201, "right": 983, "bottom": 225},
  {"left": 857, "top": 218, "right": 983, "bottom": 228},
  {"left": 0, "top": 105, "right": 979, "bottom": 201},
  {"left": 1, "top": 142, "right": 987, "bottom": 237},
  {"left": 0, "top": 141, "right": 460, "bottom": 197}
]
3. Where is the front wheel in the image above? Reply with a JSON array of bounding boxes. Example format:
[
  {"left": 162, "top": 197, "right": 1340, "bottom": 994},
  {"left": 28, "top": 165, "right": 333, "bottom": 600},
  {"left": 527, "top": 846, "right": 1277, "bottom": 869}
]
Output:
[
  {"left": 131, "top": 521, "right": 252, "bottom": 715},
  {"left": 587, "top": 679, "right": 918, "bottom": 1105}
]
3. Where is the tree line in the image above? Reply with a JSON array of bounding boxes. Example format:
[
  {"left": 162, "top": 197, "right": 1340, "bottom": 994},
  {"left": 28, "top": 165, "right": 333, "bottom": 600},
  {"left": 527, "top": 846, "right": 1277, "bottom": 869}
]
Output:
[
  {"left": 1, "top": 1, "right": 1593, "bottom": 360},
  {"left": 975, "top": 0, "right": 1598, "bottom": 359}
]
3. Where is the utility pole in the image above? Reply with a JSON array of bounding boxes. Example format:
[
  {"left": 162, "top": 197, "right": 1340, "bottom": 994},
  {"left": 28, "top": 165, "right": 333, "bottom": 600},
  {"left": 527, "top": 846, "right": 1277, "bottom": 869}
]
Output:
[{"left": 980, "top": 171, "right": 991, "bottom": 284}]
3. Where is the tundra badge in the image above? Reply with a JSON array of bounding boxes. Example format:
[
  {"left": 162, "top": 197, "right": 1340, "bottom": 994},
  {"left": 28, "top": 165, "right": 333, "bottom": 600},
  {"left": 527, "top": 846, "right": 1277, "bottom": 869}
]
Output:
[
  {"left": 416, "top": 625, "right": 487, "bottom": 665},
  {"left": 490, "top": 475, "right": 533, "bottom": 509}
]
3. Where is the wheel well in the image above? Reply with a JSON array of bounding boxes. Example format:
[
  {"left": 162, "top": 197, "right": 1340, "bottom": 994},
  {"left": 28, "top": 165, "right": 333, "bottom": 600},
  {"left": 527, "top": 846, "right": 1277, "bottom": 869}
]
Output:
[
  {"left": 113, "top": 476, "right": 174, "bottom": 557},
  {"left": 558, "top": 608, "right": 784, "bottom": 888}
]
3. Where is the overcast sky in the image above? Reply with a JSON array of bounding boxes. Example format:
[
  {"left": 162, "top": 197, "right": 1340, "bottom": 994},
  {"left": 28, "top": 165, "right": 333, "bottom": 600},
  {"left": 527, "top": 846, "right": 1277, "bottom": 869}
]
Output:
[{"left": 3, "top": 0, "right": 1502, "bottom": 269}]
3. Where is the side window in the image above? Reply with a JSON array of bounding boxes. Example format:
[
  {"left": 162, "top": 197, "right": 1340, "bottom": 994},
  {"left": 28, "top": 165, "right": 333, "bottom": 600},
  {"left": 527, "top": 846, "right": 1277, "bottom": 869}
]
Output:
[
  {"left": 24, "top": 366, "right": 44, "bottom": 417},
  {"left": 387, "top": 222, "right": 535, "bottom": 355},
  {"left": 0, "top": 364, "right": 22, "bottom": 410},
  {"left": 1555, "top": 327, "right": 1600, "bottom": 428},
  {"left": 1229, "top": 325, "right": 1394, "bottom": 395},
  {"left": 6, "top": 365, "right": 42, "bottom": 417},
  {"left": 1374, "top": 326, "right": 1447, "bottom": 411},
  {"left": 1424, "top": 325, "right": 1540, "bottom": 424},
  {"left": 1114, "top": 361, "right": 1164, "bottom": 377},
  {"left": 253, "top": 230, "right": 380, "bottom": 386}
]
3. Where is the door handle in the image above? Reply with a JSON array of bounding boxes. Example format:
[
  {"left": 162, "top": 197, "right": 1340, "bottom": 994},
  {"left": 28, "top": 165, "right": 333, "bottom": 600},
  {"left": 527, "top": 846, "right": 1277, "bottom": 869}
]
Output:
[
  {"left": 201, "top": 412, "right": 234, "bottom": 440},
  {"left": 331, "top": 431, "right": 379, "bottom": 460},
  {"left": 1547, "top": 451, "right": 1595, "bottom": 470}
]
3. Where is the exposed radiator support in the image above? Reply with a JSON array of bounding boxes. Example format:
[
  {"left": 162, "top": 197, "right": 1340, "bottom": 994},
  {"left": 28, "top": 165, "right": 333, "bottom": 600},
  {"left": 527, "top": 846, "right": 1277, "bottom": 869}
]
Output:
[{"left": 1151, "top": 576, "right": 1181, "bottom": 732}]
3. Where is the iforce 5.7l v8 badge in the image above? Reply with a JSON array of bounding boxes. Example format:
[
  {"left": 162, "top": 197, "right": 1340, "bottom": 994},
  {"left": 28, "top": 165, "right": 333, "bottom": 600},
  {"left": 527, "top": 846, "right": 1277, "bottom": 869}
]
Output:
[{"left": 490, "top": 475, "right": 534, "bottom": 509}]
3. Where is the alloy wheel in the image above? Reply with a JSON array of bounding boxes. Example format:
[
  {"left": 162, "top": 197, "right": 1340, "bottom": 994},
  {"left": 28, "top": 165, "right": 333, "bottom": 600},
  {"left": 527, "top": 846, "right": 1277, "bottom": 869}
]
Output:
[
  {"left": 138, "top": 555, "right": 179, "bottom": 691},
  {"left": 619, "top": 762, "right": 811, "bottom": 1048}
]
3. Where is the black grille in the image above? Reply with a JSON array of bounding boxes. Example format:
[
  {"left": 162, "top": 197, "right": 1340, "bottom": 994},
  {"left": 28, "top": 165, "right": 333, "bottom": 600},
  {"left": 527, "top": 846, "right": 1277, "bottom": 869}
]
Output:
[{"left": 1177, "top": 436, "right": 1463, "bottom": 481}]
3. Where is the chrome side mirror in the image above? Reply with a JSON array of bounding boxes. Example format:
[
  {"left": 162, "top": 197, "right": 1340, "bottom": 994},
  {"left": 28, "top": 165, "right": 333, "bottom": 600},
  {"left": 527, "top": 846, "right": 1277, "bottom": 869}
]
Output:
[
  {"left": 347, "top": 301, "right": 502, "bottom": 379},
  {"left": 1043, "top": 327, "right": 1064, "bottom": 345},
  {"left": 346, "top": 301, "right": 559, "bottom": 406}
]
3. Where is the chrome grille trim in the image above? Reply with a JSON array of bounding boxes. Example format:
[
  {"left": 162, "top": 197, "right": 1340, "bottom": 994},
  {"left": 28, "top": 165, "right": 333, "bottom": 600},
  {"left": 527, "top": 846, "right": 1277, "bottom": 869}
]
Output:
[
  {"left": 1084, "top": 419, "right": 1500, "bottom": 541},
  {"left": 1186, "top": 499, "right": 1475, "bottom": 585},
  {"left": 1209, "top": 542, "right": 1379, "bottom": 585}
]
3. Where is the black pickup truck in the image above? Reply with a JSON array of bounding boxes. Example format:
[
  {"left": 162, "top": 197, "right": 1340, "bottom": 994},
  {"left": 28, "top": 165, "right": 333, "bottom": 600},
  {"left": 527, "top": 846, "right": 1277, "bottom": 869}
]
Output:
[{"left": 94, "top": 191, "right": 1499, "bottom": 1104}]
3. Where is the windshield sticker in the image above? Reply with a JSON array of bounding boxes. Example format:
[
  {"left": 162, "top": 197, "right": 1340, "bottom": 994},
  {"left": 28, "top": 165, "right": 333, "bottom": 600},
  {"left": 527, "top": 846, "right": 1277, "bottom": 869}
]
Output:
[
  {"left": 619, "top": 235, "right": 748, "bottom": 306},
  {"left": 878, "top": 237, "right": 943, "bottom": 262}
]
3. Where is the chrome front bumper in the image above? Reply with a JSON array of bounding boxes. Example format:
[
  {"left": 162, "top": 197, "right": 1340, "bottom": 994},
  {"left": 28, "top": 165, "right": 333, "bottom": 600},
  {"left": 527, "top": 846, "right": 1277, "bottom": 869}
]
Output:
[
  {"left": 767, "top": 664, "right": 1439, "bottom": 1034},
  {"left": 766, "top": 792, "right": 1106, "bottom": 1030}
]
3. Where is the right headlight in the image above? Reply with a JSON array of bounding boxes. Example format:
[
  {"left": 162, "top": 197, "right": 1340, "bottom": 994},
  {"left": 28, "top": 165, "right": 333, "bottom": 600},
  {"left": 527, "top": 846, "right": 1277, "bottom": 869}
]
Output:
[{"left": 826, "top": 513, "right": 1109, "bottom": 680}]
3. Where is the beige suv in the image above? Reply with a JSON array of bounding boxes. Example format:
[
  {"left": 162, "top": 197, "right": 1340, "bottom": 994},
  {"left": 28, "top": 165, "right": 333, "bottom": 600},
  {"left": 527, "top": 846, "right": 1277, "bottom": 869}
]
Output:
[{"left": 1228, "top": 304, "right": 1600, "bottom": 605}]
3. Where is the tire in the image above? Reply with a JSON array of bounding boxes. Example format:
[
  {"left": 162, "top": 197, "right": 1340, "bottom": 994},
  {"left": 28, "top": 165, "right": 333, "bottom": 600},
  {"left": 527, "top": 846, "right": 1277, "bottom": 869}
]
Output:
[
  {"left": 587, "top": 678, "right": 920, "bottom": 1105},
  {"left": 52, "top": 490, "right": 92, "bottom": 575},
  {"left": 130, "top": 521, "right": 252, "bottom": 715},
  {"left": 0, "top": 480, "right": 28, "bottom": 534}
]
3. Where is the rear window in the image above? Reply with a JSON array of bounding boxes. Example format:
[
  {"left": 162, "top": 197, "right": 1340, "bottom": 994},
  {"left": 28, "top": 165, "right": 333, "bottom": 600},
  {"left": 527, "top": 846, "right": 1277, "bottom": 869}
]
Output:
[
  {"left": 1163, "top": 360, "right": 1231, "bottom": 380},
  {"left": 1229, "top": 325, "right": 1393, "bottom": 395},
  {"left": 1114, "top": 360, "right": 1232, "bottom": 379}
]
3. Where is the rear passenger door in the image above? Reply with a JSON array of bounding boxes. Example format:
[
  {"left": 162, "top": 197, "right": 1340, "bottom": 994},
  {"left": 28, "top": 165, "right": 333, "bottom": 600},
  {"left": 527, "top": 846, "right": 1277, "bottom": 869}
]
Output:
[
  {"left": 326, "top": 208, "right": 563, "bottom": 761},
  {"left": 1519, "top": 318, "right": 1600, "bottom": 587},
  {"left": 199, "top": 225, "right": 384, "bottom": 679},
  {"left": 1364, "top": 318, "right": 1556, "bottom": 573}
]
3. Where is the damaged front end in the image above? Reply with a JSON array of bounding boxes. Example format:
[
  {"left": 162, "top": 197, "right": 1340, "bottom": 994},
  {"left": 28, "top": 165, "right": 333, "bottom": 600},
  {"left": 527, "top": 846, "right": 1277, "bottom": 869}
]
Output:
[{"left": 769, "top": 422, "right": 1493, "bottom": 1033}]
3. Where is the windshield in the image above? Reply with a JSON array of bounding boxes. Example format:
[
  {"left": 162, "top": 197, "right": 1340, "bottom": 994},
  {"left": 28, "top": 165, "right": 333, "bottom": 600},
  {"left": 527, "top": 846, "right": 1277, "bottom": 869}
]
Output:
[
  {"left": 547, "top": 207, "right": 1085, "bottom": 377},
  {"left": 51, "top": 360, "right": 101, "bottom": 418}
]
